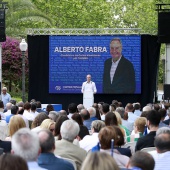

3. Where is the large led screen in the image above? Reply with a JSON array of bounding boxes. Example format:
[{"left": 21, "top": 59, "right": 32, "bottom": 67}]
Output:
[{"left": 49, "top": 35, "right": 141, "bottom": 94}]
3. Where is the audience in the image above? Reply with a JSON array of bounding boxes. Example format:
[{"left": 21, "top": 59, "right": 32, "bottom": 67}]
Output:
[
  {"left": 101, "top": 103, "right": 110, "bottom": 121},
  {"left": 68, "top": 103, "right": 78, "bottom": 119},
  {"left": 46, "top": 104, "right": 54, "bottom": 115}
]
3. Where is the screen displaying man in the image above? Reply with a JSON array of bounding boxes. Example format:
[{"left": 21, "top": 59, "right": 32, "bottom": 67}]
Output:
[
  {"left": 103, "top": 38, "right": 135, "bottom": 94},
  {"left": 81, "top": 74, "right": 97, "bottom": 94}
]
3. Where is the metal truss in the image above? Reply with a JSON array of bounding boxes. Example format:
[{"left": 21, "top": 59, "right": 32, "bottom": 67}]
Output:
[{"left": 27, "top": 28, "right": 143, "bottom": 36}]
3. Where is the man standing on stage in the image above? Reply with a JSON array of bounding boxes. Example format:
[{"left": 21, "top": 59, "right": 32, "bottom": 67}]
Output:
[
  {"left": 81, "top": 74, "right": 97, "bottom": 94},
  {"left": 103, "top": 38, "right": 135, "bottom": 94}
]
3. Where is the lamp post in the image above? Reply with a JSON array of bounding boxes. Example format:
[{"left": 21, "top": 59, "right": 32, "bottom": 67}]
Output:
[{"left": 19, "top": 39, "right": 28, "bottom": 103}]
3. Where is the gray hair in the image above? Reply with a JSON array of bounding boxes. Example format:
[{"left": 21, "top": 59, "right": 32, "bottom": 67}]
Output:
[
  {"left": 59, "top": 110, "right": 67, "bottom": 116},
  {"left": 156, "top": 127, "right": 170, "bottom": 136},
  {"left": 91, "top": 120, "right": 105, "bottom": 133},
  {"left": 6, "top": 103, "right": 12, "bottom": 110},
  {"left": 12, "top": 128, "right": 40, "bottom": 161},
  {"left": 142, "top": 106, "right": 152, "bottom": 112},
  {"left": 77, "top": 104, "right": 85, "bottom": 112},
  {"left": 49, "top": 111, "right": 60, "bottom": 122},
  {"left": 87, "top": 107, "right": 96, "bottom": 117},
  {"left": 116, "top": 107, "right": 125, "bottom": 118},
  {"left": 60, "top": 120, "right": 80, "bottom": 142},
  {"left": 2, "top": 87, "right": 7, "bottom": 91}
]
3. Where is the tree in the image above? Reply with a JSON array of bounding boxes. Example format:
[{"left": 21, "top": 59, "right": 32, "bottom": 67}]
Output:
[
  {"left": 1, "top": 37, "right": 29, "bottom": 92},
  {"left": 4, "top": 0, "right": 54, "bottom": 38}
]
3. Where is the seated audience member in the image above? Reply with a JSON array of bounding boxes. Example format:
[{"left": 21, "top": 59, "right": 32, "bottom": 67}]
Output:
[
  {"left": 54, "top": 120, "right": 87, "bottom": 170},
  {"left": 135, "top": 110, "right": 161, "bottom": 151},
  {"left": 81, "top": 152, "right": 120, "bottom": 170},
  {"left": 109, "top": 104, "right": 117, "bottom": 112},
  {"left": 31, "top": 112, "right": 49, "bottom": 129},
  {"left": 59, "top": 110, "right": 68, "bottom": 116},
  {"left": 101, "top": 103, "right": 110, "bottom": 121},
  {"left": 0, "top": 100, "right": 5, "bottom": 120},
  {"left": 158, "top": 109, "right": 169, "bottom": 128},
  {"left": 130, "top": 117, "right": 146, "bottom": 140},
  {"left": 0, "top": 115, "right": 8, "bottom": 140},
  {"left": 151, "top": 127, "right": 170, "bottom": 170},
  {"left": 38, "top": 129, "right": 74, "bottom": 170},
  {"left": 0, "top": 153, "right": 28, "bottom": 170},
  {"left": 4, "top": 103, "right": 12, "bottom": 117},
  {"left": 23, "top": 102, "right": 32, "bottom": 121},
  {"left": 18, "top": 107, "right": 29, "bottom": 128},
  {"left": 29, "top": 103, "right": 39, "bottom": 120},
  {"left": 125, "top": 103, "right": 138, "bottom": 123},
  {"left": 46, "top": 104, "right": 54, "bottom": 115},
  {"left": 142, "top": 105, "right": 152, "bottom": 112},
  {"left": 71, "top": 113, "right": 89, "bottom": 140},
  {"left": 5, "top": 115, "right": 26, "bottom": 141},
  {"left": 116, "top": 107, "right": 133, "bottom": 132},
  {"left": 54, "top": 115, "right": 69, "bottom": 140},
  {"left": 80, "top": 109, "right": 91, "bottom": 129},
  {"left": 48, "top": 111, "right": 60, "bottom": 122},
  {"left": 105, "top": 112, "right": 125, "bottom": 136},
  {"left": 6, "top": 105, "right": 18, "bottom": 123},
  {"left": 92, "top": 103, "right": 101, "bottom": 120},
  {"left": 133, "top": 103, "right": 142, "bottom": 117},
  {"left": 127, "top": 151, "right": 155, "bottom": 170},
  {"left": 153, "top": 103, "right": 161, "bottom": 111},
  {"left": 32, "top": 119, "right": 55, "bottom": 134},
  {"left": 79, "top": 120, "right": 105, "bottom": 152},
  {"left": 67, "top": 103, "right": 78, "bottom": 119},
  {"left": 11, "top": 128, "right": 46, "bottom": 170},
  {"left": 77, "top": 104, "right": 85, "bottom": 113},
  {"left": 98, "top": 126, "right": 129, "bottom": 168}
]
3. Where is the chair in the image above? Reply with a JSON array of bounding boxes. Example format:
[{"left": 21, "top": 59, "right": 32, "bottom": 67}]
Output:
[
  {"left": 62, "top": 157, "right": 77, "bottom": 170},
  {"left": 122, "top": 141, "right": 137, "bottom": 155},
  {"left": 141, "top": 147, "right": 156, "bottom": 153}
]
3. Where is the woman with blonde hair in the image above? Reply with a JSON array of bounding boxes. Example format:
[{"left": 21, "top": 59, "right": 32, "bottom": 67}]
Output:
[
  {"left": 40, "top": 119, "right": 55, "bottom": 135},
  {"left": 5, "top": 115, "right": 26, "bottom": 141},
  {"left": 81, "top": 152, "right": 120, "bottom": 170}
]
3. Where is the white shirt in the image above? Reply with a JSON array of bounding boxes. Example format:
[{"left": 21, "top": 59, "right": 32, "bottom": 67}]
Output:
[
  {"left": 101, "top": 114, "right": 105, "bottom": 121},
  {"left": 79, "top": 133, "right": 99, "bottom": 152},
  {"left": 81, "top": 81, "right": 97, "bottom": 93},
  {"left": 151, "top": 151, "right": 170, "bottom": 170},
  {"left": 110, "top": 57, "right": 121, "bottom": 83},
  {"left": 134, "top": 110, "right": 142, "bottom": 117}
]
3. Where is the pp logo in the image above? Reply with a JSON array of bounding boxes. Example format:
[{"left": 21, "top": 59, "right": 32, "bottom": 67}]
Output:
[{"left": 55, "top": 86, "right": 61, "bottom": 90}]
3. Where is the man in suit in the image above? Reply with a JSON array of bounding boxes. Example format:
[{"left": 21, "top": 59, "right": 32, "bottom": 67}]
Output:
[
  {"left": 38, "top": 129, "right": 74, "bottom": 170},
  {"left": 103, "top": 38, "right": 135, "bottom": 93},
  {"left": 54, "top": 120, "right": 87, "bottom": 170}
]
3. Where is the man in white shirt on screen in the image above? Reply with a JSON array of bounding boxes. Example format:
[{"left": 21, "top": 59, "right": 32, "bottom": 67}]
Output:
[{"left": 81, "top": 74, "right": 97, "bottom": 94}]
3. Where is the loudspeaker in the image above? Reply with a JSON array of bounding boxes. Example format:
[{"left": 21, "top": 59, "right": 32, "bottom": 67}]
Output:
[
  {"left": 164, "top": 84, "right": 170, "bottom": 100},
  {"left": 158, "top": 12, "right": 170, "bottom": 43},
  {"left": 0, "top": 9, "right": 6, "bottom": 42}
]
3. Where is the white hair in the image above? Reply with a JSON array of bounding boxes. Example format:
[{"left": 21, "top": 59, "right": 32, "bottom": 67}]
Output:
[
  {"left": 142, "top": 106, "right": 152, "bottom": 112},
  {"left": 87, "top": 107, "right": 96, "bottom": 117},
  {"left": 12, "top": 128, "right": 40, "bottom": 161},
  {"left": 156, "top": 127, "right": 170, "bottom": 136},
  {"left": 2, "top": 87, "right": 7, "bottom": 91},
  {"left": 6, "top": 103, "right": 12, "bottom": 110},
  {"left": 60, "top": 120, "right": 80, "bottom": 142}
]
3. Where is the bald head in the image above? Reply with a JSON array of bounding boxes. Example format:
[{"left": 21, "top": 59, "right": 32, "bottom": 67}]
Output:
[
  {"left": 6, "top": 102, "right": 12, "bottom": 110},
  {"left": 38, "top": 130, "right": 55, "bottom": 153}
]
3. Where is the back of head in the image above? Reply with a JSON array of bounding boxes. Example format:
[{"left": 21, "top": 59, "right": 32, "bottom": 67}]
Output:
[
  {"left": 134, "top": 117, "right": 146, "bottom": 133},
  {"left": 116, "top": 107, "right": 125, "bottom": 118},
  {"left": 105, "top": 112, "right": 118, "bottom": 126},
  {"left": 128, "top": 151, "right": 155, "bottom": 170},
  {"left": 38, "top": 129, "right": 55, "bottom": 153},
  {"left": 158, "top": 109, "right": 167, "bottom": 119},
  {"left": 60, "top": 120, "right": 80, "bottom": 142},
  {"left": 30, "top": 103, "right": 37, "bottom": 111},
  {"left": 146, "top": 110, "right": 161, "bottom": 126},
  {"left": 87, "top": 107, "right": 96, "bottom": 117},
  {"left": 71, "top": 113, "right": 83, "bottom": 125},
  {"left": 31, "top": 112, "right": 49, "bottom": 129},
  {"left": 54, "top": 115, "right": 69, "bottom": 136},
  {"left": 49, "top": 111, "right": 60, "bottom": 122},
  {"left": 10, "top": 99, "right": 16, "bottom": 106},
  {"left": 11, "top": 105, "right": 19, "bottom": 115},
  {"left": 0, "top": 100, "right": 4, "bottom": 108},
  {"left": 99, "top": 126, "right": 118, "bottom": 149},
  {"left": 59, "top": 110, "right": 67, "bottom": 116},
  {"left": 80, "top": 109, "right": 90, "bottom": 120},
  {"left": 164, "top": 103, "right": 170, "bottom": 110},
  {"left": 24, "top": 102, "right": 31, "bottom": 110},
  {"left": 12, "top": 128, "right": 40, "bottom": 161},
  {"left": 114, "top": 111, "right": 122, "bottom": 125},
  {"left": 6, "top": 103, "right": 12, "bottom": 110},
  {"left": 36, "top": 101, "right": 41, "bottom": 108},
  {"left": 134, "top": 103, "right": 141, "bottom": 110},
  {"left": 40, "top": 119, "right": 55, "bottom": 130},
  {"left": 102, "top": 103, "right": 110, "bottom": 114},
  {"left": 91, "top": 120, "right": 105, "bottom": 133},
  {"left": 126, "top": 103, "right": 134, "bottom": 112},
  {"left": 154, "top": 127, "right": 170, "bottom": 153},
  {"left": 17, "top": 101, "right": 24, "bottom": 108},
  {"left": 68, "top": 103, "right": 77, "bottom": 113},
  {"left": 9, "top": 115, "right": 26, "bottom": 136},
  {"left": 142, "top": 106, "right": 152, "bottom": 112},
  {"left": 0, "top": 154, "right": 28, "bottom": 170},
  {"left": 153, "top": 103, "right": 160, "bottom": 111},
  {"left": 77, "top": 104, "right": 85, "bottom": 112},
  {"left": 81, "top": 152, "right": 120, "bottom": 170}
]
